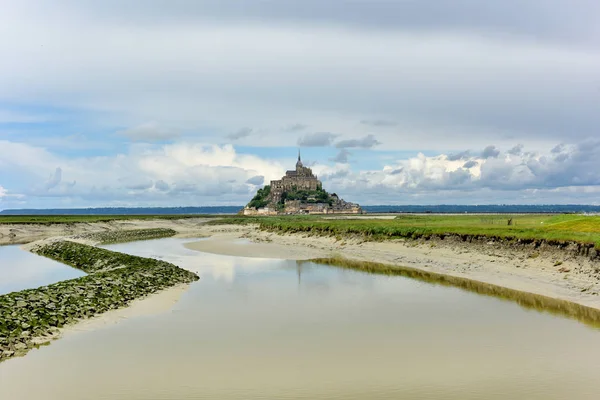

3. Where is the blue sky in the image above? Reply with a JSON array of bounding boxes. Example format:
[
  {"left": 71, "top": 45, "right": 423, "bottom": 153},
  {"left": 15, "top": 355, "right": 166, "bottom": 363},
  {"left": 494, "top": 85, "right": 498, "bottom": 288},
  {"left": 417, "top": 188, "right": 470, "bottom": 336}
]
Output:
[{"left": 1, "top": 1, "right": 600, "bottom": 209}]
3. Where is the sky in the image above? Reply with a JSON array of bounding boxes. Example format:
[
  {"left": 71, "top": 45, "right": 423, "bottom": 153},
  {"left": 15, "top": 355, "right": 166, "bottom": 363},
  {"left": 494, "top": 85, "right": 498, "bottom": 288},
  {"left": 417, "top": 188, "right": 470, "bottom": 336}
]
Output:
[{"left": 1, "top": 0, "right": 600, "bottom": 209}]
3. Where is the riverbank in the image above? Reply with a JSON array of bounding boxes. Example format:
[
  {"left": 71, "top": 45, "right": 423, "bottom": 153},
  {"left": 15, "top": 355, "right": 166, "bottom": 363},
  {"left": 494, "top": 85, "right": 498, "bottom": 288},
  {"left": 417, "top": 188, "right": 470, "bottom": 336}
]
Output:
[{"left": 185, "top": 223, "right": 600, "bottom": 311}]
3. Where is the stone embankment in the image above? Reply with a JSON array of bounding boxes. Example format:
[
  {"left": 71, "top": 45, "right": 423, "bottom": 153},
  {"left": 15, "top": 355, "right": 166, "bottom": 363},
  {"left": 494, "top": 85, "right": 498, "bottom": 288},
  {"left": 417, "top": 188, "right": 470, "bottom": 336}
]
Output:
[
  {"left": 73, "top": 228, "right": 177, "bottom": 245},
  {"left": 0, "top": 239, "right": 198, "bottom": 362}
]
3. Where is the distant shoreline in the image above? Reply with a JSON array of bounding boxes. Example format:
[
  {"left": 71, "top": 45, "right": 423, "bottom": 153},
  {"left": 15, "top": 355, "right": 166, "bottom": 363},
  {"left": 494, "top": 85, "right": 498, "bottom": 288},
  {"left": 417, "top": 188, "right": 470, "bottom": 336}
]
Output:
[{"left": 3, "top": 204, "right": 600, "bottom": 216}]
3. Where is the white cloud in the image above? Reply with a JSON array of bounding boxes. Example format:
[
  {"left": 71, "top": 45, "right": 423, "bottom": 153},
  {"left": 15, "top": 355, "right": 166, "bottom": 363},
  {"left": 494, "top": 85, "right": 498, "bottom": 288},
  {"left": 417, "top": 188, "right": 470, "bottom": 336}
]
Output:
[
  {"left": 310, "top": 140, "right": 600, "bottom": 204},
  {"left": 0, "top": 140, "right": 286, "bottom": 208}
]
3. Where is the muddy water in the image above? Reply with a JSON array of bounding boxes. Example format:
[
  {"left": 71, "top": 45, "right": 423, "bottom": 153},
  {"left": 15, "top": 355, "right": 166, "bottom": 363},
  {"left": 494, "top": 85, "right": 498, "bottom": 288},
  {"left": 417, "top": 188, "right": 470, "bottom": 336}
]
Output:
[
  {"left": 0, "top": 245, "right": 86, "bottom": 295},
  {"left": 1, "top": 238, "right": 599, "bottom": 399}
]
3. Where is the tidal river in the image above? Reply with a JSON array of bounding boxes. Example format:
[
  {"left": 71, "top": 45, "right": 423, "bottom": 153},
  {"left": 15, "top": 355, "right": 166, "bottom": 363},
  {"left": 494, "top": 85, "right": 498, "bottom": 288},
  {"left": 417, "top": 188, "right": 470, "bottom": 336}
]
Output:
[
  {"left": 0, "top": 245, "right": 85, "bottom": 295},
  {"left": 1, "top": 238, "right": 599, "bottom": 399}
]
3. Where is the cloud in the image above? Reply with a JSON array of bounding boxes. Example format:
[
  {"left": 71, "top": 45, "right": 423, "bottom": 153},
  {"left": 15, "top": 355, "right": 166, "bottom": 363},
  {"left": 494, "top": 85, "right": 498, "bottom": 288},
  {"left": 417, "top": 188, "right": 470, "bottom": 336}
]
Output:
[
  {"left": 2, "top": 2, "right": 600, "bottom": 206},
  {"left": 551, "top": 143, "right": 566, "bottom": 154},
  {"left": 50, "top": 1, "right": 600, "bottom": 47},
  {"left": 246, "top": 175, "right": 265, "bottom": 185},
  {"left": 298, "top": 132, "right": 338, "bottom": 147},
  {"left": 481, "top": 145, "right": 500, "bottom": 159},
  {"left": 117, "top": 122, "right": 178, "bottom": 141},
  {"left": 335, "top": 134, "right": 380, "bottom": 149},
  {"left": 4, "top": 137, "right": 600, "bottom": 207},
  {"left": 1, "top": 2, "right": 599, "bottom": 155},
  {"left": 447, "top": 151, "right": 471, "bottom": 161},
  {"left": 360, "top": 119, "right": 398, "bottom": 127},
  {"left": 463, "top": 160, "right": 478, "bottom": 169},
  {"left": 507, "top": 144, "right": 524, "bottom": 156},
  {"left": 154, "top": 180, "right": 169, "bottom": 191},
  {"left": 125, "top": 180, "right": 154, "bottom": 191},
  {"left": 45, "top": 167, "right": 62, "bottom": 190},
  {"left": 330, "top": 149, "right": 350, "bottom": 163},
  {"left": 283, "top": 123, "right": 308, "bottom": 132},
  {"left": 0, "top": 186, "right": 7, "bottom": 198},
  {"left": 227, "top": 127, "right": 253, "bottom": 140},
  {"left": 0, "top": 140, "right": 286, "bottom": 208}
]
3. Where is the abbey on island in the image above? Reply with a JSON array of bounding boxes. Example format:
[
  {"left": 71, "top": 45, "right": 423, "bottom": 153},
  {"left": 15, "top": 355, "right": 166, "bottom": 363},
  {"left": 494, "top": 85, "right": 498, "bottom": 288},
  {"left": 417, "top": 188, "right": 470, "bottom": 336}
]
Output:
[{"left": 242, "top": 152, "right": 363, "bottom": 215}]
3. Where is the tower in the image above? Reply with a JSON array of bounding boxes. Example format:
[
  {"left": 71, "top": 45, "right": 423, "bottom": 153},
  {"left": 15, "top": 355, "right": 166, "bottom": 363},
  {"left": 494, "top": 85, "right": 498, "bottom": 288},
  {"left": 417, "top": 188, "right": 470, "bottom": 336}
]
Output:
[{"left": 296, "top": 149, "right": 303, "bottom": 170}]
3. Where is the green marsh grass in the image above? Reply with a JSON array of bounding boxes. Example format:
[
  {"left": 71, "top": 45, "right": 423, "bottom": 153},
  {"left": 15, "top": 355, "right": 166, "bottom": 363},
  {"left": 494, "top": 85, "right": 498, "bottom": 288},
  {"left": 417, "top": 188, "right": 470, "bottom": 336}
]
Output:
[{"left": 228, "top": 214, "right": 600, "bottom": 249}]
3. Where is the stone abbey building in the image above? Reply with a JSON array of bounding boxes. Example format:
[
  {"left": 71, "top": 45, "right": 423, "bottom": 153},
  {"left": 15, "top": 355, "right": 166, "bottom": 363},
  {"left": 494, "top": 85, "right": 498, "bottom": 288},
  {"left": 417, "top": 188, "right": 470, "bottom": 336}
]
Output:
[
  {"left": 242, "top": 152, "right": 363, "bottom": 215},
  {"left": 269, "top": 152, "right": 320, "bottom": 204}
]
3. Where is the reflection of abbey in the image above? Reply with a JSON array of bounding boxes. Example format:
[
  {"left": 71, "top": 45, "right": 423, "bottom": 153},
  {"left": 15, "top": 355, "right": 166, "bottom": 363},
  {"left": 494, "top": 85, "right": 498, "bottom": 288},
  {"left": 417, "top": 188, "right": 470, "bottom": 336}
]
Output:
[{"left": 242, "top": 152, "right": 363, "bottom": 215}]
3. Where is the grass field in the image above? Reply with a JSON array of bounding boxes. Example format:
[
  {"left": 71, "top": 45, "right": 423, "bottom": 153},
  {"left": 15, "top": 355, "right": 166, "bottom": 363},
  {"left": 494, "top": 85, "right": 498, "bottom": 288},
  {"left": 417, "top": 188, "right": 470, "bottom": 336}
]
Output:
[
  {"left": 218, "top": 214, "right": 600, "bottom": 248},
  {"left": 0, "top": 214, "right": 223, "bottom": 224}
]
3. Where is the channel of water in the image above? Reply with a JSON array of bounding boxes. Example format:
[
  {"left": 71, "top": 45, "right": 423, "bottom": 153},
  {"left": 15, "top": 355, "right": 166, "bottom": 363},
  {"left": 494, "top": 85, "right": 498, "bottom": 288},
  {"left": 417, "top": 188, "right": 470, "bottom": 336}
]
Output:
[
  {"left": 1, "top": 238, "right": 599, "bottom": 399},
  {"left": 0, "top": 245, "right": 86, "bottom": 295}
]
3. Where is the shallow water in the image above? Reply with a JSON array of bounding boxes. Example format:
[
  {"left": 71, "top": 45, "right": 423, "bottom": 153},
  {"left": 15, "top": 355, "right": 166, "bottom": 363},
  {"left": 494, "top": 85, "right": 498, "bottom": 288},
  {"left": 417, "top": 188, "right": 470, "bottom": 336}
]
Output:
[
  {"left": 1, "top": 238, "right": 600, "bottom": 399},
  {"left": 0, "top": 245, "right": 86, "bottom": 295}
]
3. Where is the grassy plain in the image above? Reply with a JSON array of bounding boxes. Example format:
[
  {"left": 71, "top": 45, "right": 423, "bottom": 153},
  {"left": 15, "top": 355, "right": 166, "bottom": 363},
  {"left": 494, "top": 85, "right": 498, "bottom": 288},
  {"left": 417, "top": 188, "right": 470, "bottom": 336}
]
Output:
[{"left": 216, "top": 214, "right": 600, "bottom": 248}]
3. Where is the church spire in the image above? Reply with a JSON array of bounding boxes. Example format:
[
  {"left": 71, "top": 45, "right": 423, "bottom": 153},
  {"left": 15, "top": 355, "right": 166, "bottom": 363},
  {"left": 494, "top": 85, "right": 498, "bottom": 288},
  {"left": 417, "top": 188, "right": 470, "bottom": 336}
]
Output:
[{"left": 296, "top": 149, "right": 303, "bottom": 169}]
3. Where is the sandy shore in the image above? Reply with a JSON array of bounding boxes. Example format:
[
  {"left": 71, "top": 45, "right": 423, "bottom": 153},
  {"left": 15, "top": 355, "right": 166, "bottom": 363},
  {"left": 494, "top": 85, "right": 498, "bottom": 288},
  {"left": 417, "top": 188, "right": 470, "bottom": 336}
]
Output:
[
  {"left": 22, "top": 283, "right": 191, "bottom": 353},
  {"left": 0, "top": 217, "right": 211, "bottom": 246},
  {"left": 59, "top": 283, "right": 189, "bottom": 337},
  {"left": 186, "top": 224, "right": 600, "bottom": 311}
]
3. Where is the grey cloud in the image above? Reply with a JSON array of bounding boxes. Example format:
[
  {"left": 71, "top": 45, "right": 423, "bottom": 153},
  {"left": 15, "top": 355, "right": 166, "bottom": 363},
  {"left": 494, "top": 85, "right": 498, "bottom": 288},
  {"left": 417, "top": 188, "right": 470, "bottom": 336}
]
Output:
[
  {"left": 330, "top": 149, "right": 350, "bottom": 163},
  {"left": 551, "top": 144, "right": 565, "bottom": 154},
  {"left": 507, "top": 144, "right": 524, "bottom": 156},
  {"left": 126, "top": 180, "right": 154, "bottom": 191},
  {"left": 283, "top": 123, "right": 308, "bottom": 132},
  {"left": 170, "top": 183, "right": 198, "bottom": 194},
  {"left": 335, "top": 134, "right": 380, "bottom": 149},
  {"left": 320, "top": 169, "right": 350, "bottom": 180},
  {"left": 74, "top": 1, "right": 600, "bottom": 46},
  {"left": 389, "top": 168, "right": 404, "bottom": 175},
  {"left": 360, "top": 119, "right": 398, "bottom": 127},
  {"left": 154, "top": 180, "right": 169, "bottom": 191},
  {"left": 482, "top": 145, "right": 500, "bottom": 159},
  {"left": 227, "top": 127, "right": 253, "bottom": 140},
  {"left": 554, "top": 153, "right": 569, "bottom": 162},
  {"left": 45, "top": 167, "right": 62, "bottom": 190},
  {"left": 462, "top": 160, "right": 478, "bottom": 169},
  {"left": 117, "top": 122, "right": 178, "bottom": 141},
  {"left": 298, "top": 132, "right": 338, "bottom": 147},
  {"left": 246, "top": 175, "right": 264, "bottom": 185},
  {"left": 447, "top": 151, "right": 471, "bottom": 161}
]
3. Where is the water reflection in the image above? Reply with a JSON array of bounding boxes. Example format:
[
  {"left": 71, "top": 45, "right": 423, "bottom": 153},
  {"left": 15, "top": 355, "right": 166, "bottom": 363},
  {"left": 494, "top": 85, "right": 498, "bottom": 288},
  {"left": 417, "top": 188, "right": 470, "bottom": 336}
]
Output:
[
  {"left": 0, "top": 245, "right": 86, "bottom": 295},
  {"left": 1, "top": 238, "right": 599, "bottom": 400}
]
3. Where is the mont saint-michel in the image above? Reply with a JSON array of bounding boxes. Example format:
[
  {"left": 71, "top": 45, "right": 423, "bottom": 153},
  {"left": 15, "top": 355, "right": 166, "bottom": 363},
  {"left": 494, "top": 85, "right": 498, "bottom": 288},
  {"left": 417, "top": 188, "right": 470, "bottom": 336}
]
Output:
[{"left": 242, "top": 152, "right": 362, "bottom": 215}]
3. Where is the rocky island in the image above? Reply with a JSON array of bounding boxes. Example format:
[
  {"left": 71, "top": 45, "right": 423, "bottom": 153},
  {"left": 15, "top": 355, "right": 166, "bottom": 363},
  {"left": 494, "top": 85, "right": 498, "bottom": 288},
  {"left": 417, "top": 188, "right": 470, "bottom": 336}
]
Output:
[{"left": 241, "top": 152, "right": 363, "bottom": 215}]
